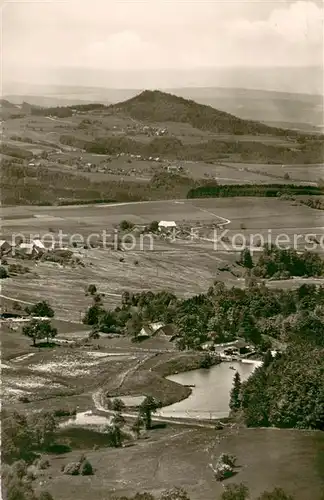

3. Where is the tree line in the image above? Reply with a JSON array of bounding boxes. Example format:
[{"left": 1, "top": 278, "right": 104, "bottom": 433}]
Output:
[
  {"left": 59, "top": 131, "right": 324, "bottom": 165},
  {"left": 83, "top": 280, "right": 324, "bottom": 352},
  {"left": 187, "top": 184, "right": 324, "bottom": 199}
]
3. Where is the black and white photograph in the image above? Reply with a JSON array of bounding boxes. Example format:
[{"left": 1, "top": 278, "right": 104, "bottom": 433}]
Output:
[{"left": 1, "top": 1, "right": 323, "bottom": 499}]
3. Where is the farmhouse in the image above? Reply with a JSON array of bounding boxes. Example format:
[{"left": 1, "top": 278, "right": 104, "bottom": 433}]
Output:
[
  {"left": 18, "top": 243, "right": 39, "bottom": 257},
  {"left": 201, "top": 341, "right": 215, "bottom": 351},
  {"left": 167, "top": 164, "right": 182, "bottom": 173},
  {"left": 0, "top": 240, "right": 11, "bottom": 256},
  {"left": 32, "top": 239, "right": 46, "bottom": 251},
  {"left": 158, "top": 220, "right": 177, "bottom": 231},
  {"left": 150, "top": 322, "right": 164, "bottom": 333},
  {"left": 137, "top": 325, "right": 154, "bottom": 340},
  {"left": 221, "top": 340, "right": 254, "bottom": 357}
]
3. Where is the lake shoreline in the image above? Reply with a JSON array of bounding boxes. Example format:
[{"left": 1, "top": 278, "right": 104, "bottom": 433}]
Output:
[{"left": 157, "top": 359, "right": 259, "bottom": 420}]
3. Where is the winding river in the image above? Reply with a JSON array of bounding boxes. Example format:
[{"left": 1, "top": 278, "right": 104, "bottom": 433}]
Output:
[{"left": 157, "top": 360, "right": 260, "bottom": 420}]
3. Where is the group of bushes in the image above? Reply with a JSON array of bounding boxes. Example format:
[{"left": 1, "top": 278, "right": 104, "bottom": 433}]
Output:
[
  {"left": 240, "top": 245, "right": 324, "bottom": 279},
  {"left": 213, "top": 453, "right": 238, "bottom": 481},
  {"left": 62, "top": 454, "right": 93, "bottom": 476}
]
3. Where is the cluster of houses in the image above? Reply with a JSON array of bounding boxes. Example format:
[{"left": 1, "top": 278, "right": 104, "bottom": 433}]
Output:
[
  {"left": 0, "top": 238, "right": 46, "bottom": 259},
  {"left": 125, "top": 124, "right": 168, "bottom": 137}
]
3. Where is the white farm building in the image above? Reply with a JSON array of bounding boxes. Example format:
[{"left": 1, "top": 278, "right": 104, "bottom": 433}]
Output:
[{"left": 158, "top": 220, "right": 177, "bottom": 230}]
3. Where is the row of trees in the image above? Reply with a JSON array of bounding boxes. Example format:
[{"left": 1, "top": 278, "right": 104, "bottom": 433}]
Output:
[
  {"left": 187, "top": 183, "right": 324, "bottom": 199},
  {"left": 105, "top": 396, "right": 162, "bottom": 447},
  {"left": 112, "top": 485, "right": 297, "bottom": 499}
]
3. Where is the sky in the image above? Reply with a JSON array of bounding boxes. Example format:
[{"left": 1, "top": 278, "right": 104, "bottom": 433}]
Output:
[{"left": 1, "top": 0, "right": 323, "bottom": 90}]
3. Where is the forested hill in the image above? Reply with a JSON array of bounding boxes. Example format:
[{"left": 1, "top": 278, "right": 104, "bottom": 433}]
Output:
[{"left": 110, "top": 90, "right": 311, "bottom": 138}]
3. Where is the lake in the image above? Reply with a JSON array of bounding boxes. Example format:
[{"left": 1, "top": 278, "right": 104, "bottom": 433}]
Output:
[{"left": 157, "top": 360, "right": 260, "bottom": 420}]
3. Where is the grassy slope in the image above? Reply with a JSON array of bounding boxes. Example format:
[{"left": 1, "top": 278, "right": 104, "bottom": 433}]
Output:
[{"left": 34, "top": 427, "right": 324, "bottom": 500}]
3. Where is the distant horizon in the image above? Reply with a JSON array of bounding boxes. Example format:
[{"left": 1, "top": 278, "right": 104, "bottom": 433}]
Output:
[
  {"left": 3, "top": 64, "right": 323, "bottom": 97},
  {"left": 3, "top": 84, "right": 323, "bottom": 99}
]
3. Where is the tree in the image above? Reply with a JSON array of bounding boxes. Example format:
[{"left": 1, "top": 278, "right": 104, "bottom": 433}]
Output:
[
  {"left": 131, "top": 416, "right": 143, "bottom": 439},
  {"left": 111, "top": 398, "right": 126, "bottom": 412},
  {"left": 10, "top": 460, "right": 28, "bottom": 480},
  {"left": 4, "top": 475, "right": 38, "bottom": 500},
  {"left": 221, "top": 483, "right": 250, "bottom": 500},
  {"left": 22, "top": 319, "right": 57, "bottom": 346},
  {"left": 26, "top": 301, "right": 54, "bottom": 318},
  {"left": 263, "top": 349, "right": 273, "bottom": 368},
  {"left": 240, "top": 248, "right": 253, "bottom": 269},
  {"left": 148, "top": 220, "right": 159, "bottom": 233},
  {"left": 80, "top": 459, "right": 93, "bottom": 476},
  {"left": 29, "top": 412, "right": 57, "bottom": 449},
  {"left": 2, "top": 411, "right": 33, "bottom": 463},
  {"left": 121, "top": 290, "right": 132, "bottom": 307},
  {"left": 86, "top": 284, "right": 97, "bottom": 296},
  {"left": 120, "top": 220, "right": 134, "bottom": 231},
  {"left": 82, "top": 304, "right": 104, "bottom": 325},
  {"left": 0, "top": 265, "right": 9, "bottom": 279},
  {"left": 139, "top": 396, "right": 161, "bottom": 430},
  {"left": 257, "top": 488, "right": 295, "bottom": 500},
  {"left": 126, "top": 312, "right": 142, "bottom": 338},
  {"left": 229, "top": 372, "right": 242, "bottom": 411},
  {"left": 107, "top": 411, "right": 126, "bottom": 448},
  {"left": 239, "top": 313, "right": 261, "bottom": 345}
]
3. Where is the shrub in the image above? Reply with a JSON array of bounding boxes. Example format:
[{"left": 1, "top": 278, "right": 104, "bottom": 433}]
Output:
[
  {"left": 213, "top": 453, "right": 238, "bottom": 481},
  {"left": 18, "top": 395, "right": 30, "bottom": 403},
  {"left": 219, "top": 453, "right": 237, "bottom": 468},
  {"left": 214, "top": 462, "right": 233, "bottom": 481},
  {"left": 89, "top": 330, "right": 100, "bottom": 339},
  {"left": 80, "top": 459, "right": 93, "bottom": 476},
  {"left": 63, "top": 462, "right": 80, "bottom": 475},
  {"left": 148, "top": 220, "right": 159, "bottom": 232},
  {"left": 257, "top": 488, "right": 295, "bottom": 500},
  {"left": 0, "top": 266, "right": 9, "bottom": 279},
  {"left": 53, "top": 408, "right": 76, "bottom": 417},
  {"left": 87, "top": 284, "right": 97, "bottom": 295},
  {"left": 39, "top": 492, "right": 54, "bottom": 500},
  {"left": 37, "top": 458, "right": 50, "bottom": 470},
  {"left": 221, "top": 483, "right": 250, "bottom": 500},
  {"left": 120, "top": 220, "right": 134, "bottom": 231},
  {"left": 11, "top": 460, "right": 28, "bottom": 479}
]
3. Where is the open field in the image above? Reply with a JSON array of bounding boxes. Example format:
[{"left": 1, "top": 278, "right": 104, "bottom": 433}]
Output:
[{"left": 1, "top": 197, "right": 323, "bottom": 320}]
